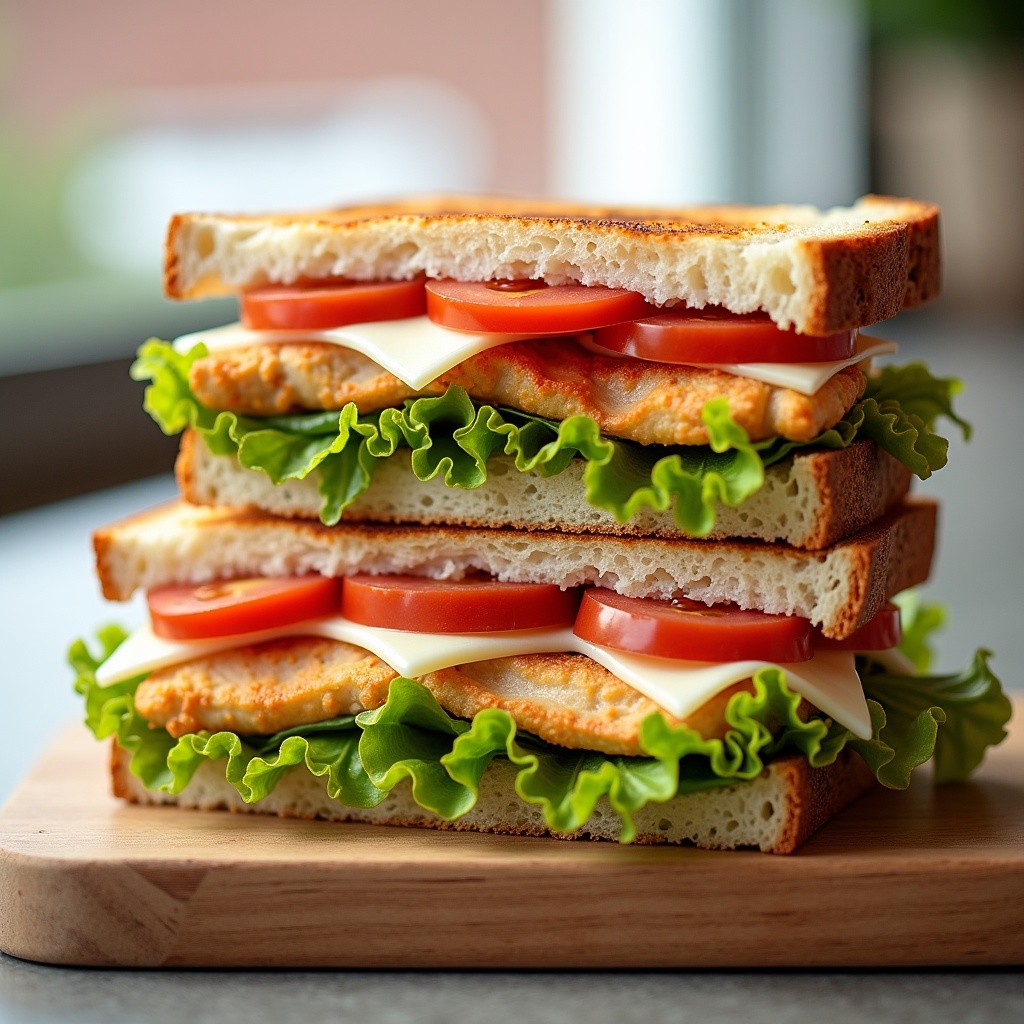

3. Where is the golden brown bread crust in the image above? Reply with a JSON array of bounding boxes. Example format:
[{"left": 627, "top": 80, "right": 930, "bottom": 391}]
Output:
[
  {"left": 187, "top": 338, "right": 865, "bottom": 445},
  {"left": 799, "top": 441, "right": 912, "bottom": 550},
  {"left": 110, "top": 740, "right": 876, "bottom": 853},
  {"left": 807, "top": 196, "right": 940, "bottom": 337},
  {"left": 164, "top": 194, "right": 940, "bottom": 335},
  {"left": 769, "top": 748, "right": 877, "bottom": 854},
  {"left": 867, "top": 194, "right": 941, "bottom": 310},
  {"left": 842, "top": 499, "right": 938, "bottom": 637}
]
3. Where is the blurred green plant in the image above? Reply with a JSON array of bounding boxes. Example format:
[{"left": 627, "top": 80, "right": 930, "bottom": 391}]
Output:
[
  {"left": 0, "top": 129, "right": 92, "bottom": 288},
  {"left": 868, "top": 0, "right": 1024, "bottom": 47}
]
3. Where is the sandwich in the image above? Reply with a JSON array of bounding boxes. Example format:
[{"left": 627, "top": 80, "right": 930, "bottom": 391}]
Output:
[{"left": 72, "top": 195, "right": 1012, "bottom": 853}]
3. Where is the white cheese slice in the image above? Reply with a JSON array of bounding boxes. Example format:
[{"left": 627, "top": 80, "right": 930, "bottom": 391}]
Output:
[
  {"left": 173, "top": 318, "right": 896, "bottom": 397},
  {"left": 582, "top": 333, "right": 898, "bottom": 395},
  {"left": 578, "top": 646, "right": 871, "bottom": 740},
  {"left": 96, "top": 617, "right": 872, "bottom": 739},
  {"left": 701, "top": 334, "right": 898, "bottom": 395},
  {"left": 172, "top": 317, "right": 551, "bottom": 392},
  {"left": 861, "top": 647, "right": 917, "bottom": 676}
]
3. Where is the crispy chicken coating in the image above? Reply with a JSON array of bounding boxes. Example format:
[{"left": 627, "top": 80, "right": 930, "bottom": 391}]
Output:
[
  {"left": 133, "top": 637, "right": 756, "bottom": 756},
  {"left": 188, "top": 339, "right": 864, "bottom": 445}
]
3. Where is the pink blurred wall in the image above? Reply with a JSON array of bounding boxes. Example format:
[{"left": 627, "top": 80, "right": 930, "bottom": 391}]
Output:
[{"left": 5, "top": 0, "right": 548, "bottom": 195}]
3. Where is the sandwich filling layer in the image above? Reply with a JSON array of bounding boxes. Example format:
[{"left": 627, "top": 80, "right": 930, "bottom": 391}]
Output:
[
  {"left": 73, "top": 605, "right": 1009, "bottom": 845},
  {"left": 129, "top": 638, "right": 768, "bottom": 754},
  {"left": 183, "top": 336, "right": 865, "bottom": 445},
  {"left": 176, "top": 317, "right": 896, "bottom": 407},
  {"left": 135, "top": 339, "right": 966, "bottom": 537},
  {"left": 135, "top": 258, "right": 965, "bottom": 543},
  {"left": 99, "top": 622, "right": 875, "bottom": 744}
]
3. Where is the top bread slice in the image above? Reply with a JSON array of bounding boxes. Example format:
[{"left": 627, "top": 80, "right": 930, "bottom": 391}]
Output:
[{"left": 165, "top": 194, "right": 939, "bottom": 336}]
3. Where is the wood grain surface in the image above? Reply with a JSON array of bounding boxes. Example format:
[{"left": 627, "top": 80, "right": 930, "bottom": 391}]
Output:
[{"left": 1, "top": 714, "right": 1021, "bottom": 969}]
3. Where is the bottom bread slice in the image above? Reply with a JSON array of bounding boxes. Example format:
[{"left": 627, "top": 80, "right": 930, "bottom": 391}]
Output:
[{"left": 111, "top": 742, "right": 875, "bottom": 855}]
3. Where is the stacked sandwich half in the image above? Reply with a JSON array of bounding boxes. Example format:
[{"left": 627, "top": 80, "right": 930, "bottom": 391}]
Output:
[{"left": 73, "top": 196, "right": 1011, "bottom": 853}]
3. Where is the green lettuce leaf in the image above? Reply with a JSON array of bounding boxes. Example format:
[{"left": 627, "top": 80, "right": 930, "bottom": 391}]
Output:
[
  {"left": 165, "top": 727, "right": 385, "bottom": 807},
  {"left": 753, "top": 362, "right": 969, "bottom": 479},
  {"left": 72, "top": 639, "right": 384, "bottom": 806},
  {"left": 354, "top": 677, "right": 473, "bottom": 817},
  {"left": 864, "top": 362, "right": 972, "bottom": 438},
  {"left": 132, "top": 339, "right": 767, "bottom": 532},
  {"left": 74, "top": 625, "right": 1010, "bottom": 843},
  {"left": 840, "top": 362, "right": 969, "bottom": 480},
  {"left": 70, "top": 625, "right": 180, "bottom": 787},
  {"left": 854, "top": 649, "right": 1010, "bottom": 785},
  {"left": 894, "top": 590, "right": 947, "bottom": 673},
  {"left": 133, "top": 340, "right": 967, "bottom": 532},
  {"left": 847, "top": 595, "right": 1010, "bottom": 785}
]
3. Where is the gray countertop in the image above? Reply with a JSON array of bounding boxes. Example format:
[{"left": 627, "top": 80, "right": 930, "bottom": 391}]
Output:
[
  {"left": 1, "top": 960, "right": 1021, "bottom": 1024},
  {"left": 1, "top": 310, "right": 1021, "bottom": 1018}
]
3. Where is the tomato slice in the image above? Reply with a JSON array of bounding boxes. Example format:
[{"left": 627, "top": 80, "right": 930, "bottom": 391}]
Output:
[
  {"left": 590, "top": 307, "right": 856, "bottom": 364},
  {"left": 573, "top": 590, "right": 814, "bottom": 663},
  {"left": 341, "top": 574, "right": 582, "bottom": 633},
  {"left": 424, "top": 279, "right": 653, "bottom": 334},
  {"left": 148, "top": 576, "right": 342, "bottom": 640},
  {"left": 241, "top": 278, "right": 427, "bottom": 331},
  {"left": 816, "top": 604, "right": 902, "bottom": 652}
]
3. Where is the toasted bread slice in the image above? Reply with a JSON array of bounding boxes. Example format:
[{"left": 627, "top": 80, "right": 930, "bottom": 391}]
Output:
[
  {"left": 165, "top": 194, "right": 939, "bottom": 335},
  {"left": 177, "top": 432, "right": 912, "bottom": 551},
  {"left": 111, "top": 740, "right": 876, "bottom": 854},
  {"left": 93, "top": 499, "right": 936, "bottom": 639}
]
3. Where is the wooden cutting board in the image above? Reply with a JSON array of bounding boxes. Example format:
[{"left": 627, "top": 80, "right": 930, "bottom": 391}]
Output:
[{"left": 1, "top": 716, "right": 1021, "bottom": 969}]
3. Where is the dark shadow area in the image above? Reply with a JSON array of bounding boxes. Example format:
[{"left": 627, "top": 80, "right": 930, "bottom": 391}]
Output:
[{"left": 0, "top": 359, "right": 178, "bottom": 514}]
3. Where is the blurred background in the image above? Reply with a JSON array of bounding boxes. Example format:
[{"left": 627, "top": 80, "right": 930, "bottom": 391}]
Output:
[
  {"left": 0, "top": 0, "right": 1022, "bottom": 778},
  {"left": 3, "top": 0, "right": 1023, "bottom": 498},
  {"left": 2, "top": 0, "right": 1021, "bottom": 506}
]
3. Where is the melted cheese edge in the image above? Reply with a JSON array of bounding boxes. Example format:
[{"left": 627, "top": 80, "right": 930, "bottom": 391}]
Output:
[
  {"left": 173, "top": 317, "right": 897, "bottom": 396},
  {"left": 97, "top": 617, "right": 873, "bottom": 739},
  {"left": 173, "top": 317, "right": 559, "bottom": 392},
  {"left": 581, "top": 331, "right": 897, "bottom": 395}
]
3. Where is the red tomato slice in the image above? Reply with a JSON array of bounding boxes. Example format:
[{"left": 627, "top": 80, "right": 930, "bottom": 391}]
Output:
[
  {"left": 341, "top": 574, "right": 582, "bottom": 633},
  {"left": 816, "top": 604, "right": 902, "bottom": 652},
  {"left": 424, "top": 279, "right": 653, "bottom": 334},
  {"left": 590, "top": 307, "right": 856, "bottom": 364},
  {"left": 148, "top": 577, "right": 342, "bottom": 640},
  {"left": 241, "top": 278, "right": 426, "bottom": 331},
  {"left": 573, "top": 590, "right": 814, "bottom": 663}
]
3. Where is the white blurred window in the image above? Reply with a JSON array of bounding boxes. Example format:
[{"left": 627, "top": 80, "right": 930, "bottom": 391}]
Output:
[
  {"left": 64, "top": 77, "right": 491, "bottom": 276},
  {"left": 0, "top": 76, "right": 490, "bottom": 374},
  {"left": 548, "top": 0, "right": 868, "bottom": 208}
]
